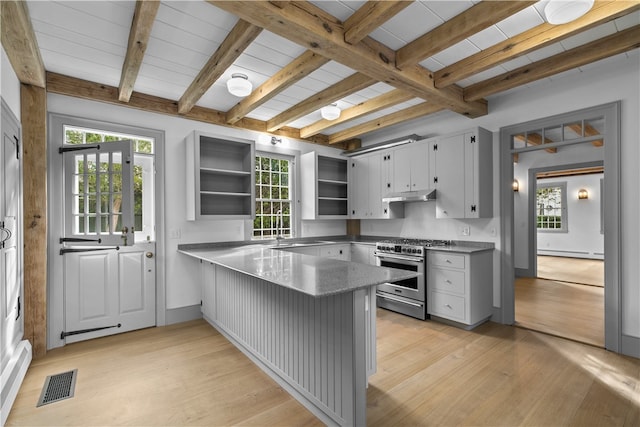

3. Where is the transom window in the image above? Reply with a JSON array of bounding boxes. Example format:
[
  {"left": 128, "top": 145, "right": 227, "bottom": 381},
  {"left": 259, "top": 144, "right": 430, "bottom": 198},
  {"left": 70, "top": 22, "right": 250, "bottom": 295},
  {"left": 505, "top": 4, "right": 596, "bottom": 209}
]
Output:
[
  {"left": 536, "top": 182, "right": 567, "bottom": 232},
  {"left": 254, "top": 153, "right": 293, "bottom": 239},
  {"left": 63, "top": 126, "right": 155, "bottom": 242}
]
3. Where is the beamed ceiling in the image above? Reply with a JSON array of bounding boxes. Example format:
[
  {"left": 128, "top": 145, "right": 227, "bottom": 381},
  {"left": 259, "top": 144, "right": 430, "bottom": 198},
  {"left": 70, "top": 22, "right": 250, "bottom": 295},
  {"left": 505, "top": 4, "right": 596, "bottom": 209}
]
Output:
[{"left": 2, "top": 0, "right": 639, "bottom": 150}]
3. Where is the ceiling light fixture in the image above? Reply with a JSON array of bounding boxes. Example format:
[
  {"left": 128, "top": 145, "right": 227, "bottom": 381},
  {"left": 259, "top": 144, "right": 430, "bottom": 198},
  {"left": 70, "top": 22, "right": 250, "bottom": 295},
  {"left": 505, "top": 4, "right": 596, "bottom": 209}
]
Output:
[
  {"left": 320, "top": 103, "right": 341, "bottom": 121},
  {"left": 226, "top": 73, "right": 252, "bottom": 97},
  {"left": 544, "top": 0, "right": 594, "bottom": 25}
]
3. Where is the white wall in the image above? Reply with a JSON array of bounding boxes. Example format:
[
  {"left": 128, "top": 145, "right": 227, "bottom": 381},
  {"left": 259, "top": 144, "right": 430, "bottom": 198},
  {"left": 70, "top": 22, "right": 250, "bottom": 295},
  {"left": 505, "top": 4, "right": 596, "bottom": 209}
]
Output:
[
  {"left": 536, "top": 174, "right": 604, "bottom": 259},
  {"left": 1, "top": 47, "right": 21, "bottom": 119},
  {"left": 513, "top": 143, "right": 604, "bottom": 269},
  {"left": 46, "top": 94, "right": 346, "bottom": 310},
  {"left": 360, "top": 52, "right": 640, "bottom": 339}
]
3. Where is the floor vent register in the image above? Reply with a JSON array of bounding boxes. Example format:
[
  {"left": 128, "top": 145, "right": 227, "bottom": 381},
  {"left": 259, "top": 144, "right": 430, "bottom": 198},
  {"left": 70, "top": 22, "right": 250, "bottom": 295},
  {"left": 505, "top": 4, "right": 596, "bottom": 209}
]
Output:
[{"left": 37, "top": 369, "right": 78, "bottom": 407}]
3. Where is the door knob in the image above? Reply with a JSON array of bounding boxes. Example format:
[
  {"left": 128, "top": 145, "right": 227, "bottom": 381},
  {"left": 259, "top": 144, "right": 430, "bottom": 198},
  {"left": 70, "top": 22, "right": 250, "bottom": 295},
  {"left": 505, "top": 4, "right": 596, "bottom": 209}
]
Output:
[{"left": 146, "top": 252, "right": 154, "bottom": 258}]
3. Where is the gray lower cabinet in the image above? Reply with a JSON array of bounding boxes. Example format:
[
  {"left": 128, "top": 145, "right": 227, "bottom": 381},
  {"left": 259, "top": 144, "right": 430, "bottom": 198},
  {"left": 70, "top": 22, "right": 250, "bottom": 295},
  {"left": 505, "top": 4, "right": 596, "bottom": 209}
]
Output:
[{"left": 427, "top": 250, "right": 493, "bottom": 329}]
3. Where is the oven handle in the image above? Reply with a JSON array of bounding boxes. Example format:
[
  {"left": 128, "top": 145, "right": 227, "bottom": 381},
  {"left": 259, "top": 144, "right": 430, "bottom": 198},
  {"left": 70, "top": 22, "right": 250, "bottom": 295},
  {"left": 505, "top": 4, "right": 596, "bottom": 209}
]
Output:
[
  {"left": 376, "top": 292, "right": 423, "bottom": 307},
  {"left": 374, "top": 251, "right": 423, "bottom": 263}
]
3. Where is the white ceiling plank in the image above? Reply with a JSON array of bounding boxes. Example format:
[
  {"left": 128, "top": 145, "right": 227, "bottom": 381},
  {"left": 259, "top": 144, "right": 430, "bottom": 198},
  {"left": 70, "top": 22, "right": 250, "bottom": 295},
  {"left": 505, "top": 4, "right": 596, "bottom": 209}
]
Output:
[
  {"left": 32, "top": 19, "right": 125, "bottom": 56},
  {"left": 150, "top": 20, "right": 231, "bottom": 53},
  {"left": 428, "top": 39, "right": 481, "bottom": 68},
  {"left": 614, "top": 10, "right": 640, "bottom": 31},
  {"left": 308, "top": 0, "right": 361, "bottom": 21},
  {"left": 367, "top": 27, "right": 407, "bottom": 50},
  {"left": 35, "top": 33, "right": 124, "bottom": 71},
  {"left": 499, "top": 55, "right": 533, "bottom": 72},
  {"left": 420, "top": 0, "right": 475, "bottom": 22},
  {"left": 250, "top": 31, "right": 307, "bottom": 59},
  {"left": 419, "top": 57, "right": 445, "bottom": 73},
  {"left": 54, "top": 0, "right": 135, "bottom": 26},
  {"left": 39, "top": 49, "right": 122, "bottom": 88},
  {"left": 462, "top": 65, "right": 509, "bottom": 85},
  {"left": 375, "top": 2, "right": 444, "bottom": 44},
  {"left": 559, "top": 22, "right": 618, "bottom": 50},
  {"left": 526, "top": 42, "right": 566, "bottom": 62},
  {"left": 495, "top": 5, "right": 545, "bottom": 38},
  {"left": 467, "top": 25, "right": 508, "bottom": 50},
  {"left": 161, "top": 0, "right": 239, "bottom": 32}
]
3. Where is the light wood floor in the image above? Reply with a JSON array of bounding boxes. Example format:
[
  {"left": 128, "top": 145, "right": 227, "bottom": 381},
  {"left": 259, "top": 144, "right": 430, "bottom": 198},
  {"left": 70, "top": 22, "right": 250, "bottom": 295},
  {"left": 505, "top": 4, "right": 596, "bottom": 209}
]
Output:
[
  {"left": 537, "top": 255, "right": 604, "bottom": 287},
  {"left": 515, "top": 256, "right": 605, "bottom": 347},
  {"left": 8, "top": 312, "right": 639, "bottom": 426}
]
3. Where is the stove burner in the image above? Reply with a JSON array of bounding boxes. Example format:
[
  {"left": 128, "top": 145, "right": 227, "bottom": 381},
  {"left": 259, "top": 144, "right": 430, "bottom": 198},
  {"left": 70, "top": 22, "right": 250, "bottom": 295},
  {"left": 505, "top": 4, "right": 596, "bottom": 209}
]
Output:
[{"left": 375, "top": 238, "right": 452, "bottom": 257}]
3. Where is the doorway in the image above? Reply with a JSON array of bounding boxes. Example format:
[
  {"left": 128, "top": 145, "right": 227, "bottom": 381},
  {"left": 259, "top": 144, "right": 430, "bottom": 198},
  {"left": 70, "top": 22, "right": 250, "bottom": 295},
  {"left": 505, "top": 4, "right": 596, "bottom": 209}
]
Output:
[
  {"left": 515, "top": 162, "right": 605, "bottom": 346},
  {"left": 47, "top": 114, "right": 165, "bottom": 349},
  {"left": 500, "top": 102, "right": 621, "bottom": 352}
]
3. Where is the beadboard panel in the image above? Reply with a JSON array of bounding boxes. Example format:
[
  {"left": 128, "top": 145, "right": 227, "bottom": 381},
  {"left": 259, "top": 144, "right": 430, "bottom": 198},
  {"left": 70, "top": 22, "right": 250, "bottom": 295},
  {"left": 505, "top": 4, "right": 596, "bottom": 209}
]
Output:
[{"left": 204, "top": 265, "right": 368, "bottom": 426}]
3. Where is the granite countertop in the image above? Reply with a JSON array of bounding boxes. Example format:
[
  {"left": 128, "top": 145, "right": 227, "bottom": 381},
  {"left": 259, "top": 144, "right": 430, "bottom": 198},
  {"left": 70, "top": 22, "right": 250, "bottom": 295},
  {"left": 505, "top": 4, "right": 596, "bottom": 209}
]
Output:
[{"left": 179, "top": 245, "right": 419, "bottom": 298}]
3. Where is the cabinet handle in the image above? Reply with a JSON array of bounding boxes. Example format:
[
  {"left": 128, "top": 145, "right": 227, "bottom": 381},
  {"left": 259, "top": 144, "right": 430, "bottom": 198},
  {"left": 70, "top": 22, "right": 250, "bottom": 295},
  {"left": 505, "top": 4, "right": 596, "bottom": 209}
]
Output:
[
  {"left": 445, "top": 304, "right": 453, "bottom": 309},
  {"left": 445, "top": 279, "right": 451, "bottom": 284},
  {"left": 446, "top": 259, "right": 451, "bottom": 263}
]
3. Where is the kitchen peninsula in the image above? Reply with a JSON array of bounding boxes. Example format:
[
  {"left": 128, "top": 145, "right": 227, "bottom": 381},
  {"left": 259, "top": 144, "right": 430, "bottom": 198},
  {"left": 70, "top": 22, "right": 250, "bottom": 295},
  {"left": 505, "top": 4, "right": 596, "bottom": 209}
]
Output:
[{"left": 179, "top": 242, "right": 418, "bottom": 426}]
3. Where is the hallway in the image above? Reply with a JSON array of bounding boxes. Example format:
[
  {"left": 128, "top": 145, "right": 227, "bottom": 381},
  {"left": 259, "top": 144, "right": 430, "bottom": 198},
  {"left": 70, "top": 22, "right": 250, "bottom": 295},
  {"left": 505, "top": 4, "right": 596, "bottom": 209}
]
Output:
[{"left": 516, "top": 256, "right": 605, "bottom": 347}]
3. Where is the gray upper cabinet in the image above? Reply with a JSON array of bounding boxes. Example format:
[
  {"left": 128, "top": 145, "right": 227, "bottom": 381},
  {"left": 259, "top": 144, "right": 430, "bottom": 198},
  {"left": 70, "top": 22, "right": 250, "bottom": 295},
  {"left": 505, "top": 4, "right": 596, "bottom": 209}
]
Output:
[
  {"left": 185, "top": 131, "right": 255, "bottom": 220},
  {"left": 393, "top": 141, "right": 430, "bottom": 192},
  {"left": 430, "top": 128, "right": 493, "bottom": 219},
  {"left": 301, "top": 152, "right": 349, "bottom": 219}
]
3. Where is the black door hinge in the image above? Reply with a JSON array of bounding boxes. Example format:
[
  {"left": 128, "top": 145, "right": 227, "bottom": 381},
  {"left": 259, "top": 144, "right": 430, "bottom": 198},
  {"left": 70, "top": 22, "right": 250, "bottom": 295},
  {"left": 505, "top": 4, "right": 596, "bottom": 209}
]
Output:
[
  {"left": 433, "top": 144, "right": 438, "bottom": 151},
  {"left": 470, "top": 135, "right": 476, "bottom": 143},
  {"left": 16, "top": 296, "right": 20, "bottom": 320},
  {"left": 471, "top": 205, "right": 477, "bottom": 212},
  {"left": 14, "top": 136, "right": 20, "bottom": 159},
  {"left": 433, "top": 177, "right": 438, "bottom": 184}
]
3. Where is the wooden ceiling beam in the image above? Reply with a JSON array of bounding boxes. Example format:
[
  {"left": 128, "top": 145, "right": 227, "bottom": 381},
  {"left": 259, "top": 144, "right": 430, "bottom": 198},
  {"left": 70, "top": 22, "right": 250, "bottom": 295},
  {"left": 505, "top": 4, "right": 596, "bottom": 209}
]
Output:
[
  {"left": 209, "top": 0, "right": 487, "bottom": 118},
  {"left": 300, "top": 89, "right": 414, "bottom": 138},
  {"left": 178, "top": 19, "right": 262, "bottom": 114},
  {"left": 118, "top": 0, "right": 160, "bottom": 102},
  {"left": 464, "top": 25, "right": 640, "bottom": 102},
  {"left": 45, "top": 72, "right": 351, "bottom": 149},
  {"left": 344, "top": 1, "right": 413, "bottom": 45},
  {"left": 514, "top": 133, "right": 557, "bottom": 153},
  {"left": 266, "top": 72, "right": 376, "bottom": 132},
  {"left": 226, "top": 50, "right": 329, "bottom": 124},
  {"left": 436, "top": 1, "right": 640, "bottom": 88},
  {"left": 396, "top": 0, "right": 535, "bottom": 69},
  {"left": 328, "top": 102, "right": 443, "bottom": 144},
  {"left": 1, "top": 0, "right": 46, "bottom": 87},
  {"left": 537, "top": 166, "right": 604, "bottom": 179}
]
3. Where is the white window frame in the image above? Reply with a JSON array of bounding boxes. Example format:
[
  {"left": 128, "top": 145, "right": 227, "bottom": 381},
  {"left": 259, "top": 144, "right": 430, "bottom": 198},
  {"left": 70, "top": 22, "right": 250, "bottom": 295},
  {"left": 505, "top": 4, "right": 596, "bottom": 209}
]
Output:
[{"left": 536, "top": 181, "right": 568, "bottom": 233}]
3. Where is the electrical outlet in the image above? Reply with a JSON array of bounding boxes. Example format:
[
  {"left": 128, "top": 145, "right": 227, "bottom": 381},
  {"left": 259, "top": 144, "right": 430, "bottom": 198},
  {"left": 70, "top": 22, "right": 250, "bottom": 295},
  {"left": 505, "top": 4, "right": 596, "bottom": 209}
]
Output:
[
  {"left": 169, "top": 229, "right": 181, "bottom": 239},
  {"left": 461, "top": 226, "right": 470, "bottom": 236}
]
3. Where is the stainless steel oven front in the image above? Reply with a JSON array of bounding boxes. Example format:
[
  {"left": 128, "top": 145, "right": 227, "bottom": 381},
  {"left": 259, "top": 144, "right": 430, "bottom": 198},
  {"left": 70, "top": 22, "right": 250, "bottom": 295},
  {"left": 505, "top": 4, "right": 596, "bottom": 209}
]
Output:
[{"left": 374, "top": 251, "right": 426, "bottom": 320}]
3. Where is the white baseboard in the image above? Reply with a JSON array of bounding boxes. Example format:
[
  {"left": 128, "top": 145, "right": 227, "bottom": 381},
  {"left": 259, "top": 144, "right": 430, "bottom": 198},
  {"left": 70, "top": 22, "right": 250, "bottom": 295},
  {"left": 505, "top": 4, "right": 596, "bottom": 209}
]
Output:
[{"left": 1, "top": 340, "right": 32, "bottom": 426}]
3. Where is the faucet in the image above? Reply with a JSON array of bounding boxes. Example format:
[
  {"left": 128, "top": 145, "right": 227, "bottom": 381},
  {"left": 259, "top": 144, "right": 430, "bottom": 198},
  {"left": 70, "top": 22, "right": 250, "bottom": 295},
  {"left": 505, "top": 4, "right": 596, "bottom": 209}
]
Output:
[{"left": 275, "top": 209, "right": 284, "bottom": 244}]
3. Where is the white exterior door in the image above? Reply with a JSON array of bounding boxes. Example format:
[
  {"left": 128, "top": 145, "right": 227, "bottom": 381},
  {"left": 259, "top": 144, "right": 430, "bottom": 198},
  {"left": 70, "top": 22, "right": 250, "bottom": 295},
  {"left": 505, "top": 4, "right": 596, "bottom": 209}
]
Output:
[
  {"left": 60, "top": 141, "right": 155, "bottom": 342},
  {"left": 1, "top": 111, "right": 22, "bottom": 370}
]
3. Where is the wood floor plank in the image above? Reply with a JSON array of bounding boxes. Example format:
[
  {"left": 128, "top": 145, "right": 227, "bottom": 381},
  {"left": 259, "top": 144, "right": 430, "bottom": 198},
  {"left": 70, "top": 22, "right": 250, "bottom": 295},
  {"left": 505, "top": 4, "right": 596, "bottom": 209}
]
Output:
[
  {"left": 7, "top": 314, "right": 639, "bottom": 426},
  {"left": 537, "top": 255, "right": 604, "bottom": 287}
]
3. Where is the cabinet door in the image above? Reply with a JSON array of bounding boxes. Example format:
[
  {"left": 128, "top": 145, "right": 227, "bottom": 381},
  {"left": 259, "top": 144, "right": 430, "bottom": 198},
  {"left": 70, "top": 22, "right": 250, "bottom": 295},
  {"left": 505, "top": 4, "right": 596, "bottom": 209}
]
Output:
[
  {"left": 393, "top": 146, "right": 412, "bottom": 192},
  {"left": 410, "top": 142, "right": 430, "bottom": 191},
  {"left": 368, "top": 154, "right": 383, "bottom": 218},
  {"left": 348, "top": 158, "right": 368, "bottom": 219},
  {"left": 434, "top": 134, "right": 466, "bottom": 218}
]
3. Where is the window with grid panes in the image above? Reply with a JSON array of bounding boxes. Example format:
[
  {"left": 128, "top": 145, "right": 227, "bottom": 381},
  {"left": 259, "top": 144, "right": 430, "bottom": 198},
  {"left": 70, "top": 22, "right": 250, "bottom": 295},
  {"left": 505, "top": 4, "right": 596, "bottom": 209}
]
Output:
[
  {"left": 63, "top": 126, "right": 155, "bottom": 241},
  {"left": 536, "top": 182, "right": 567, "bottom": 232},
  {"left": 254, "top": 153, "right": 293, "bottom": 239}
]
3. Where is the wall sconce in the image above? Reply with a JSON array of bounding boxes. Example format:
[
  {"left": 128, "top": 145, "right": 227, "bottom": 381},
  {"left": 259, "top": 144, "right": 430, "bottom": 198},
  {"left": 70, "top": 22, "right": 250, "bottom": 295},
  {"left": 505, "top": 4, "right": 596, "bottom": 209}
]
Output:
[
  {"left": 578, "top": 189, "right": 589, "bottom": 200},
  {"left": 512, "top": 179, "right": 520, "bottom": 192},
  {"left": 270, "top": 136, "right": 282, "bottom": 145}
]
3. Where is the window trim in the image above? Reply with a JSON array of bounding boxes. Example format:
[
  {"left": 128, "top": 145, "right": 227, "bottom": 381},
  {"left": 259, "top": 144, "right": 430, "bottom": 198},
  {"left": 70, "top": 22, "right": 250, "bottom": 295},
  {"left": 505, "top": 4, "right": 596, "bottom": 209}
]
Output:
[
  {"left": 251, "top": 145, "right": 301, "bottom": 240},
  {"left": 536, "top": 181, "right": 568, "bottom": 233}
]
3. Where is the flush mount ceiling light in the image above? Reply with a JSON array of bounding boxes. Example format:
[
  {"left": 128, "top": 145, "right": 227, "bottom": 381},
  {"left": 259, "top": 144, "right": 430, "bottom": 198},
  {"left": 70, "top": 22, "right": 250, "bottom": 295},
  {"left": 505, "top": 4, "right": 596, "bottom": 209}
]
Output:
[
  {"left": 544, "top": 0, "right": 594, "bottom": 25},
  {"left": 226, "top": 73, "right": 252, "bottom": 97},
  {"left": 320, "top": 103, "right": 341, "bottom": 121}
]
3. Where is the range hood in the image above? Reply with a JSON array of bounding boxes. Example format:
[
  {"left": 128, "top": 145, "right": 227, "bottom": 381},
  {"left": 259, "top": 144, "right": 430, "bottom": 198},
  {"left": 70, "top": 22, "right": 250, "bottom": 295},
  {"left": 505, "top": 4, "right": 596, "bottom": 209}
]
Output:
[{"left": 382, "top": 188, "right": 437, "bottom": 203}]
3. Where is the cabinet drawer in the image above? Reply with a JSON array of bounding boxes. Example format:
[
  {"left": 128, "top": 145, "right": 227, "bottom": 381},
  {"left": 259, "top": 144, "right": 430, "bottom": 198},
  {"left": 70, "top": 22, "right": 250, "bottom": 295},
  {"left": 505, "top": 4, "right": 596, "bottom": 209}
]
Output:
[
  {"left": 429, "top": 252, "right": 465, "bottom": 269},
  {"left": 430, "top": 291, "right": 466, "bottom": 322},
  {"left": 430, "top": 268, "right": 465, "bottom": 294}
]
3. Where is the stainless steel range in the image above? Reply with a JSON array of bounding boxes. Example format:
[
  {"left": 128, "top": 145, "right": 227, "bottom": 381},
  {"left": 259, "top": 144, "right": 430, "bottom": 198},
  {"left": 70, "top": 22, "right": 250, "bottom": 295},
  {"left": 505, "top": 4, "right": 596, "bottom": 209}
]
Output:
[{"left": 374, "top": 239, "right": 451, "bottom": 320}]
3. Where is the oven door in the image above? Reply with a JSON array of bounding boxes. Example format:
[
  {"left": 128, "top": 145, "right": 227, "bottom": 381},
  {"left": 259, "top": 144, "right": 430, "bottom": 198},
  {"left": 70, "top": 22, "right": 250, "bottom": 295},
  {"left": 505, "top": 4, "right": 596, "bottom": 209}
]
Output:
[{"left": 374, "top": 252, "right": 424, "bottom": 301}]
